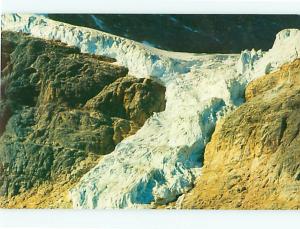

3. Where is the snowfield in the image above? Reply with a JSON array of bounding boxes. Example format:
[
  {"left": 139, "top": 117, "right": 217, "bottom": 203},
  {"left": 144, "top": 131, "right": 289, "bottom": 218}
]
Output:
[{"left": 2, "top": 14, "right": 300, "bottom": 208}]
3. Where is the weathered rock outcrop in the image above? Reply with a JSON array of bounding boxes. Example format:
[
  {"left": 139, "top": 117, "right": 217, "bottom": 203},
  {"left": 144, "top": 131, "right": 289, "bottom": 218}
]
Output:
[
  {"left": 179, "top": 59, "right": 300, "bottom": 209},
  {"left": 0, "top": 31, "right": 166, "bottom": 208}
]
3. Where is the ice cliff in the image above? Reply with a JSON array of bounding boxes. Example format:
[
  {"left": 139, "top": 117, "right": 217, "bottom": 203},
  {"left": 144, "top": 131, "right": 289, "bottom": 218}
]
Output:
[{"left": 2, "top": 14, "right": 300, "bottom": 208}]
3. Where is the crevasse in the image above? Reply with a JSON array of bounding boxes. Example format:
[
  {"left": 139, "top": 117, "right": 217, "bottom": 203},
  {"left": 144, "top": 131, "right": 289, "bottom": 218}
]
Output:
[{"left": 2, "top": 13, "right": 300, "bottom": 208}]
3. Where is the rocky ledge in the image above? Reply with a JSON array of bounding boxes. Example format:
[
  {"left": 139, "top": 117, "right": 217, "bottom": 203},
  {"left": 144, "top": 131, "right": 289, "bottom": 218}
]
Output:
[
  {"left": 179, "top": 59, "right": 300, "bottom": 209},
  {"left": 0, "top": 31, "right": 166, "bottom": 208}
]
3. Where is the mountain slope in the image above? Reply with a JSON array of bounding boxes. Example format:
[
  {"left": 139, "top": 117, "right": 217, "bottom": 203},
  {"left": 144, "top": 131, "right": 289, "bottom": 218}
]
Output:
[
  {"left": 1, "top": 14, "right": 300, "bottom": 209},
  {"left": 0, "top": 31, "right": 166, "bottom": 208},
  {"left": 179, "top": 59, "right": 300, "bottom": 209},
  {"left": 48, "top": 14, "right": 300, "bottom": 53}
]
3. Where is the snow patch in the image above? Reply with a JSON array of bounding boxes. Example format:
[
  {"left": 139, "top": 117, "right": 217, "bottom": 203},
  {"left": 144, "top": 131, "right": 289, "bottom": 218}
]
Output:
[
  {"left": 246, "top": 29, "right": 300, "bottom": 80},
  {"left": 1, "top": 13, "right": 198, "bottom": 84},
  {"left": 2, "top": 13, "right": 300, "bottom": 208},
  {"left": 90, "top": 15, "right": 106, "bottom": 31},
  {"left": 141, "top": 40, "right": 156, "bottom": 48},
  {"left": 183, "top": 25, "right": 199, "bottom": 33}
]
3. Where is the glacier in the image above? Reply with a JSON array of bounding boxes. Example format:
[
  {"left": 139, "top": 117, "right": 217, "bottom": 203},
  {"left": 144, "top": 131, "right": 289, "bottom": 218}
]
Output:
[{"left": 2, "top": 14, "right": 300, "bottom": 208}]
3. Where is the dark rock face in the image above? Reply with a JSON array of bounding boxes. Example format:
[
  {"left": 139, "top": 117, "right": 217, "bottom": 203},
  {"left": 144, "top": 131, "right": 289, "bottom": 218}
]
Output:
[
  {"left": 86, "top": 77, "right": 166, "bottom": 126},
  {"left": 48, "top": 14, "right": 300, "bottom": 53},
  {"left": 0, "top": 31, "right": 166, "bottom": 200},
  {"left": 180, "top": 59, "right": 300, "bottom": 209}
]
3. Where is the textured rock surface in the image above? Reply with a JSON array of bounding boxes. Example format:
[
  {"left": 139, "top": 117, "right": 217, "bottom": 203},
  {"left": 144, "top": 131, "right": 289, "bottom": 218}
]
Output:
[
  {"left": 0, "top": 31, "right": 166, "bottom": 208},
  {"left": 2, "top": 14, "right": 300, "bottom": 209},
  {"left": 179, "top": 59, "right": 300, "bottom": 209}
]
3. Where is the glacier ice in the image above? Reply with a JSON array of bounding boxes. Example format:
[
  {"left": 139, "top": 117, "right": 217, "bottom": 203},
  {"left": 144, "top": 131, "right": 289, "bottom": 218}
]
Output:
[{"left": 2, "top": 14, "right": 300, "bottom": 208}]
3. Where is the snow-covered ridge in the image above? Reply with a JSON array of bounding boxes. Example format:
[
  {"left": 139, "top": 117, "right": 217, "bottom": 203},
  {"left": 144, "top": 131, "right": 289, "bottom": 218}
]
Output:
[
  {"left": 2, "top": 13, "right": 300, "bottom": 208},
  {"left": 2, "top": 13, "right": 202, "bottom": 85}
]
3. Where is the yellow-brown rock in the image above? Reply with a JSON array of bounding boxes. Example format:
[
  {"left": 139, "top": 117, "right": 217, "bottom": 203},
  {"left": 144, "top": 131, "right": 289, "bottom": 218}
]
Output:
[{"left": 180, "top": 59, "right": 300, "bottom": 209}]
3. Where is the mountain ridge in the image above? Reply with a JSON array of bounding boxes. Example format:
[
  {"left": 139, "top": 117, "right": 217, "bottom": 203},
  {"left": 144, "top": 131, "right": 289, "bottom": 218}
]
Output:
[
  {"left": 1, "top": 14, "right": 300, "bottom": 209},
  {"left": 48, "top": 14, "right": 300, "bottom": 54}
]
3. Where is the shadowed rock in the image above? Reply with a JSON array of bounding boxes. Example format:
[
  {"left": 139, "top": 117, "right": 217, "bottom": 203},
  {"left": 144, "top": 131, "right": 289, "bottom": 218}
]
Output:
[{"left": 0, "top": 31, "right": 166, "bottom": 207}]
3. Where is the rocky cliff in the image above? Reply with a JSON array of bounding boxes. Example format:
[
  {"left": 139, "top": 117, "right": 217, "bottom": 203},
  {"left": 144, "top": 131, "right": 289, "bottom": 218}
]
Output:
[
  {"left": 0, "top": 31, "right": 166, "bottom": 208},
  {"left": 179, "top": 59, "right": 300, "bottom": 209},
  {"left": 1, "top": 14, "right": 300, "bottom": 209}
]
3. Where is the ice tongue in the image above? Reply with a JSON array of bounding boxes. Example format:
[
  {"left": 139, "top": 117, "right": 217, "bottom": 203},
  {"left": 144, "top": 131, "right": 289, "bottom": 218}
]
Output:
[{"left": 2, "top": 13, "right": 300, "bottom": 208}]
